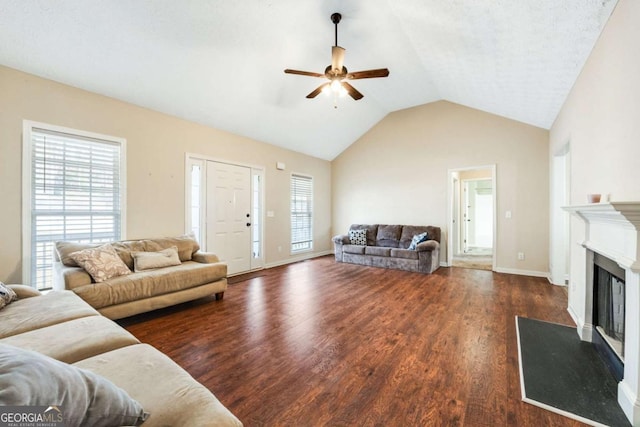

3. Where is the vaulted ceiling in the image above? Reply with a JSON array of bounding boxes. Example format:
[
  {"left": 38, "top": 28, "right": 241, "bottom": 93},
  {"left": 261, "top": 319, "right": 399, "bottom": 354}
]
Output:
[{"left": 0, "top": 1, "right": 618, "bottom": 160}]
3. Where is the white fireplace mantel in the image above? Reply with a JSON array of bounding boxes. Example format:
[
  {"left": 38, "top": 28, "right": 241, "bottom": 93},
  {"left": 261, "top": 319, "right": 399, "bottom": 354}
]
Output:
[
  {"left": 563, "top": 202, "right": 640, "bottom": 425},
  {"left": 564, "top": 202, "right": 640, "bottom": 272}
]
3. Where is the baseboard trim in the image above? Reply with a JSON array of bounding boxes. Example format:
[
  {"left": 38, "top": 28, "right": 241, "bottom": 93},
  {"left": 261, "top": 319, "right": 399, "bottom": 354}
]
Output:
[
  {"left": 493, "top": 267, "right": 550, "bottom": 278},
  {"left": 265, "top": 250, "right": 334, "bottom": 269},
  {"left": 440, "top": 261, "right": 449, "bottom": 267}
]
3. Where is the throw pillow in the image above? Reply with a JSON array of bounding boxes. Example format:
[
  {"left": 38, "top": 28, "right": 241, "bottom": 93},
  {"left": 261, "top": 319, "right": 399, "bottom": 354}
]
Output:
[
  {"left": 131, "top": 246, "right": 181, "bottom": 272},
  {"left": 349, "top": 229, "right": 367, "bottom": 246},
  {"left": 0, "top": 343, "right": 148, "bottom": 426},
  {"left": 408, "top": 232, "right": 429, "bottom": 250},
  {"left": 70, "top": 244, "right": 131, "bottom": 283},
  {"left": 0, "top": 282, "right": 17, "bottom": 305}
]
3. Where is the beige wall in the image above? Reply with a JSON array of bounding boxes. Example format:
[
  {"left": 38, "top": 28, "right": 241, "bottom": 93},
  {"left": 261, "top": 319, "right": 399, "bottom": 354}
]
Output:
[
  {"left": 332, "top": 100, "right": 550, "bottom": 274},
  {"left": 550, "top": 0, "right": 640, "bottom": 319},
  {"left": 0, "top": 65, "right": 332, "bottom": 284}
]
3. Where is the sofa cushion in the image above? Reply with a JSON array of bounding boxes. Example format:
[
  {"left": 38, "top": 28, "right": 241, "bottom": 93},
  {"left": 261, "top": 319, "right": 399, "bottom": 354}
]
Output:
[
  {"left": 55, "top": 241, "right": 100, "bottom": 267},
  {"left": 0, "top": 316, "right": 139, "bottom": 364},
  {"left": 0, "top": 291, "right": 99, "bottom": 339},
  {"left": 74, "top": 344, "right": 242, "bottom": 427},
  {"left": 343, "top": 244, "right": 366, "bottom": 255},
  {"left": 349, "top": 224, "right": 378, "bottom": 246},
  {"left": 73, "top": 261, "right": 226, "bottom": 309},
  {"left": 143, "top": 234, "right": 200, "bottom": 263},
  {"left": 111, "top": 240, "right": 150, "bottom": 270},
  {"left": 399, "top": 225, "right": 441, "bottom": 248},
  {"left": 365, "top": 246, "right": 392, "bottom": 257},
  {"left": 390, "top": 248, "right": 420, "bottom": 260},
  {"left": 0, "top": 343, "right": 148, "bottom": 426},
  {"left": 376, "top": 224, "right": 402, "bottom": 248},
  {"left": 57, "top": 234, "right": 200, "bottom": 270},
  {"left": 70, "top": 244, "right": 132, "bottom": 283},
  {"left": 348, "top": 229, "right": 367, "bottom": 246},
  {"left": 131, "top": 246, "right": 181, "bottom": 272},
  {"left": 6, "top": 284, "right": 41, "bottom": 299}
]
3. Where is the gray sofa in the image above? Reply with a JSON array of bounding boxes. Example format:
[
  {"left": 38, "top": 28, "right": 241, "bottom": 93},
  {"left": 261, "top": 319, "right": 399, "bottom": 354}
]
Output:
[{"left": 333, "top": 224, "right": 441, "bottom": 274}]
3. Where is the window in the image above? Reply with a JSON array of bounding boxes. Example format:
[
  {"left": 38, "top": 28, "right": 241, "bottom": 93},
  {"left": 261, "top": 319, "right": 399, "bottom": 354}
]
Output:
[
  {"left": 23, "top": 121, "right": 126, "bottom": 290},
  {"left": 186, "top": 158, "right": 205, "bottom": 245},
  {"left": 290, "top": 174, "right": 313, "bottom": 252}
]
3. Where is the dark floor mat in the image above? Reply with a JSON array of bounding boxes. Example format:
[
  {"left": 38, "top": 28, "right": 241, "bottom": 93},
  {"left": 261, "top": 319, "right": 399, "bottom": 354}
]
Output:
[{"left": 516, "top": 316, "right": 630, "bottom": 426}]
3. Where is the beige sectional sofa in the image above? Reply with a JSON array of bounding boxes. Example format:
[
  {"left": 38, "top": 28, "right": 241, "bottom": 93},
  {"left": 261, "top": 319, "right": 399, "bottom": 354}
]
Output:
[
  {"left": 0, "top": 284, "right": 242, "bottom": 426},
  {"left": 53, "top": 235, "right": 227, "bottom": 319}
]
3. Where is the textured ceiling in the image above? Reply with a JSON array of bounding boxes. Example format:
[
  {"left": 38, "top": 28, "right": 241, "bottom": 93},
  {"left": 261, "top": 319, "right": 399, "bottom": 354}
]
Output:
[{"left": 0, "top": 0, "right": 618, "bottom": 160}]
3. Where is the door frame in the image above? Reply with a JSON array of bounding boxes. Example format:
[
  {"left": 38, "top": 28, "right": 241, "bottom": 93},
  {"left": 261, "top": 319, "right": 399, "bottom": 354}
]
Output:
[
  {"left": 550, "top": 142, "right": 571, "bottom": 286},
  {"left": 447, "top": 164, "right": 497, "bottom": 270},
  {"left": 184, "top": 153, "right": 265, "bottom": 272}
]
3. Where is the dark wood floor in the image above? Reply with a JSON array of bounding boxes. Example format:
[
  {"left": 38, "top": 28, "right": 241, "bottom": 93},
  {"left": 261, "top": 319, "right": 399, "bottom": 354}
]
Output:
[{"left": 121, "top": 256, "right": 585, "bottom": 427}]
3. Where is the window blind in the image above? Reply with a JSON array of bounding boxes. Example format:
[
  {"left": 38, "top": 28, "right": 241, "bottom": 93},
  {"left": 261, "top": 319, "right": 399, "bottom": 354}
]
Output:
[
  {"left": 29, "top": 127, "right": 123, "bottom": 289},
  {"left": 290, "top": 174, "right": 313, "bottom": 252}
]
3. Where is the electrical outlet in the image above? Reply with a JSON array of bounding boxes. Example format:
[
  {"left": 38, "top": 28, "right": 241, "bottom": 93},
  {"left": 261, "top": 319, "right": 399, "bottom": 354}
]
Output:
[
  {"left": 278, "top": 246, "right": 282, "bottom": 253},
  {"left": 517, "top": 252, "right": 525, "bottom": 260}
]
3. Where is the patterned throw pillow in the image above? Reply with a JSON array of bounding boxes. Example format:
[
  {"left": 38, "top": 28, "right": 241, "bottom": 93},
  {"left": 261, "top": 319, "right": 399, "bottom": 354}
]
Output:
[
  {"left": 70, "top": 244, "right": 132, "bottom": 283},
  {"left": 0, "top": 282, "right": 18, "bottom": 311},
  {"left": 408, "top": 232, "right": 429, "bottom": 250},
  {"left": 349, "top": 229, "right": 367, "bottom": 246}
]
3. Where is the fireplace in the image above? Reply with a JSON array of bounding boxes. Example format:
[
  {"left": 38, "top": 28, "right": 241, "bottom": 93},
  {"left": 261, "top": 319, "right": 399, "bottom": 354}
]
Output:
[
  {"left": 564, "top": 202, "right": 640, "bottom": 426},
  {"left": 592, "top": 251, "right": 626, "bottom": 381}
]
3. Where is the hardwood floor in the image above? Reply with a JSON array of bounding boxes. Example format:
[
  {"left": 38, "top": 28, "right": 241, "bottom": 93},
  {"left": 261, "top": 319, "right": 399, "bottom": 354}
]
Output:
[{"left": 121, "top": 256, "right": 586, "bottom": 426}]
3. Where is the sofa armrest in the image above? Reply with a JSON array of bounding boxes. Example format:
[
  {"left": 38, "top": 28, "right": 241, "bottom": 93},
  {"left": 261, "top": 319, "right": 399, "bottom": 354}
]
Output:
[
  {"left": 53, "top": 261, "right": 92, "bottom": 291},
  {"left": 7, "top": 284, "right": 42, "bottom": 299},
  {"left": 192, "top": 251, "right": 220, "bottom": 264},
  {"left": 416, "top": 240, "right": 439, "bottom": 252},
  {"left": 332, "top": 234, "right": 350, "bottom": 244}
]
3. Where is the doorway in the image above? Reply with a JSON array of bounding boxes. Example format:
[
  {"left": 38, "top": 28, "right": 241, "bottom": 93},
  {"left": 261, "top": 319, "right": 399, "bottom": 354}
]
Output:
[
  {"left": 550, "top": 143, "right": 570, "bottom": 286},
  {"left": 448, "top": 166, "right": 496, "bottom": 271},
  {"left": 185, "top": 156, "right": 264, "bottom": 276}
]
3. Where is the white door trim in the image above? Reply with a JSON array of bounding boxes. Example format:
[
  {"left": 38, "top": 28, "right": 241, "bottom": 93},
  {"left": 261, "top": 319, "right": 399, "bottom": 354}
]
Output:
[
  {"left": 184, "top": 153, "right": 265, "bottom": 274},
  {"left": 447, "top": 164, "right": 497, "bottom": 271}
]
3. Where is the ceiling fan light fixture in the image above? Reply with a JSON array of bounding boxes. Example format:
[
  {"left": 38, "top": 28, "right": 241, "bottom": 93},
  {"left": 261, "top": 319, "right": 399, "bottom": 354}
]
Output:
[{"left": 284, "top": 12, "right": 389, "bottom": 103}]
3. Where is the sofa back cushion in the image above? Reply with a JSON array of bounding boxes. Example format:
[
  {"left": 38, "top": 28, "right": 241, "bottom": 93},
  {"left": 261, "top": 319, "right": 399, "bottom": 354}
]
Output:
[
  {"left": 349, "top": 224, "right": 378, "bottom": 247},
  {"left": 144, "top": 235, "right": 200, "bottom": 262},
  {"left": 376, "top": 225, "right": 403, "bottom": 248},
  {"left": 399, "top": 225, "right": 441, "bottom": 249},
  {"left": 56, "top": 234, "right": 200, "bottom": 269},
  {"left": 55, "top": 242, "right": 99, "bottom": 267}
]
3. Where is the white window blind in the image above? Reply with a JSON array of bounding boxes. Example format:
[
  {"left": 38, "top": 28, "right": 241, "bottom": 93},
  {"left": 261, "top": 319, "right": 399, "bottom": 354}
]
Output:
[
  {"left": 25, "top": 123, "right": 125, "bottom": 290},
  {"left": 291, "top": 174, "right": 313, "bottom": 252}
]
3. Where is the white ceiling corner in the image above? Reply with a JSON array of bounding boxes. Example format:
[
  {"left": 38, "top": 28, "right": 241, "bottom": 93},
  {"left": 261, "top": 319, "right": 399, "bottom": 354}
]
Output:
[{"left": 0, "top": 0, "right": 618, "bottom": 160}]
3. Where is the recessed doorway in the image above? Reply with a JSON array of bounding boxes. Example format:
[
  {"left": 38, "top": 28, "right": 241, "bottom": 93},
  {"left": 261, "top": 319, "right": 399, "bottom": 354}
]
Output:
[{"left": 448, "top": 166, "right": 496, "bottom": 271}]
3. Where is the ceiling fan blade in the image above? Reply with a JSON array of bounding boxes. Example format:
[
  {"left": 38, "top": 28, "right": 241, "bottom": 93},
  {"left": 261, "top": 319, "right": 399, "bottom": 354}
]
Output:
[
  {"left": 331, "top": 46, "right": 345, "bottom": 74},
  {"left": 341, "top": 82, "right": 364, "bottom": 100},
  {"left": 347, "top": 68, "right": 390, "bottom": 80},
  {"left": 284, "top": 69, "right": 325, "bottom": 78},
  {"left": 307, "top": 83, "right": 330, "bottom": 99}
]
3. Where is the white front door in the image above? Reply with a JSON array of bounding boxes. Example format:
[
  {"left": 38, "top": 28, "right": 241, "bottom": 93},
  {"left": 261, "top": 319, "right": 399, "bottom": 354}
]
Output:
[{"left": 206, "top": 161, "right": 252, "bottom": 275}]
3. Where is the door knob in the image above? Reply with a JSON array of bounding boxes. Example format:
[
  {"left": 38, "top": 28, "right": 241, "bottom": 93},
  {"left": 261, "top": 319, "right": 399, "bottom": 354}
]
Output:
[
  {"left": 246, "top": 222, "right": 251, "bottom": 227},
  {"left": 246, "top": 213, "right": 250, "bottom": 217}
]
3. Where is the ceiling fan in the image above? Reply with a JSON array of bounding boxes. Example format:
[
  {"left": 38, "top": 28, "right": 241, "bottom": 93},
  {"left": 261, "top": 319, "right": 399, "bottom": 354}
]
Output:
[{"left": 284, "top": 13, "right": 390, "bottom": 102}]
